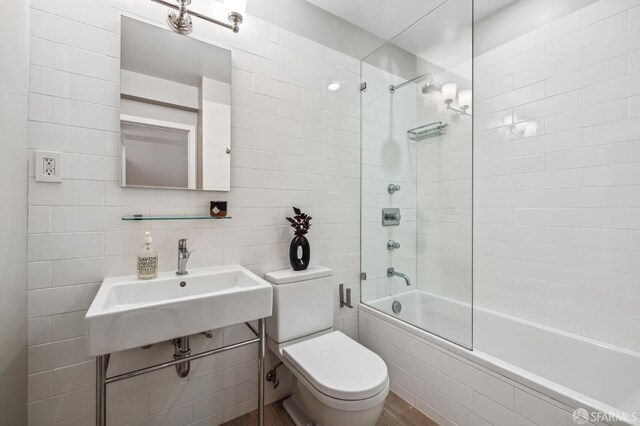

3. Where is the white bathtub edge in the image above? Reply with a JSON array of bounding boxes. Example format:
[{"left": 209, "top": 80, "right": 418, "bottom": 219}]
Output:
[{"left": 359, "top": 303, "right": 637, "bottom": 426}]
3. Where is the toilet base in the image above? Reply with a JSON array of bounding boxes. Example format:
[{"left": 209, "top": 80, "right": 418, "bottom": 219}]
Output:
[
  {"left": 283, "top": 381, "right": 315, "bottom": 426},
  {"left": 283, "top": 377, "right": 387, "bottom": 426}
]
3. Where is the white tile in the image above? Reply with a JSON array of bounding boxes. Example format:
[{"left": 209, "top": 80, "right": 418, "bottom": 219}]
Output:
[
  {"left": 30, "top": 9, "right": 107, "bottom": 54},
  {"left": 53, "top": 0, "right": 120, "bottom": 32},
  {"left": 583, "top": 26, "right": 640, "bottom": 66},
  {"left": 253, "top": 75, "right": 303, "bottom": 103},
  {"left": 52, "top": 361, "right": 94, "bottom": 396},
  {"left": 514, "top": 49, "right": 582, "bottom": 89},
  {"left": 52, "top": 98, "right": 119, "bottom": 131},
  {"left": 28, "top": 232, "right": 104, "bottom": 261},
  {"left": 29, "top": 93, "right": 52, "bottom": 122},
  {"left": 28, "top": 206, "right": 51, "bottom": 234},
  {"left": 582, "top": 0, "right": 640, "bottom": 26},
  {"left": 53, "top": 43, "right": 120, "bottom": 82},
  {"left": 28, "top": 283, "right": 99, "bottom": 317},
  {"left": 51, "top": 257, "right": 105, "bottom": 287},
  {"left": 473, "top": 392, "right": 536, "bottom": 426},
  {"left": 28, "top": 261, "right": 51, "bottom": 290},
  {"left": 28, "top": 317, "right": 51, "bottom": 346},
  {"left": 28, "top": 371, "right": 52, "bottom": 403},
  {"left": 51, "top": 206, "right": 106, "bottom": 232},
  {"left": 584, "top": 73, "right": 640, "bottom": 106},
  {"left": 545, "top": 99, "right": 628, "bottom": 134},
  {"left": 631, "top": 95, "right": 640, "bottom": 117},
  {"left": 545, "top": 55, "right": 627, "bottom": 97},
  {"left": 28, "top": 337, "right": 90, "bottom": 374},
  {"left": 52, "top": 311, "right": 86, "bottom": 341},
  {"left": 30, "top": 66, "right": 119, "bottom": 107},
  {"left": 545, "top": 12, "right": 627, "bottom": 60}
]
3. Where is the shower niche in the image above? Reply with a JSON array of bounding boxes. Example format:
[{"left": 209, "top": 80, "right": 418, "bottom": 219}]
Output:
[{"left": 119, "top": 17, "right": 231, "bottom": 191}]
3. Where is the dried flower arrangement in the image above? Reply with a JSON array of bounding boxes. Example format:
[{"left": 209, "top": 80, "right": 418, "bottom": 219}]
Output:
[{"left": 286, "top": 206, "right": 312, "bottom": 237}]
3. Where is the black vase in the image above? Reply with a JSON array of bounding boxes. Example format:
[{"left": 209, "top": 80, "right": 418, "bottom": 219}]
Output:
[{"left": 289, "top": 235, "right": 310, "bottom": 271}]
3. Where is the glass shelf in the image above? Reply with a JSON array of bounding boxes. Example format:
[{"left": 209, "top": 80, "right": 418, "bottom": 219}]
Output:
[{"left": 122, "top": 215, "right": 232, "bottom": 221}]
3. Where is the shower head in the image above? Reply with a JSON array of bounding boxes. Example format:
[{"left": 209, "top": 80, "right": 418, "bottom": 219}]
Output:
[
  {"left": 421, "top": 75, "right": 441, "bottom": 94},
  {"left": 167, "top": 0, "right": 193, "bottom": 35}
]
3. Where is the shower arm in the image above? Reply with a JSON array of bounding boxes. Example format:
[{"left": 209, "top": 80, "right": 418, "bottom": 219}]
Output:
[
  {"left": 387, "top": 267, "right": 411, "bottom": 286},
  {"left": 389, "top": 73, "right": 431, "bottom": 94}
]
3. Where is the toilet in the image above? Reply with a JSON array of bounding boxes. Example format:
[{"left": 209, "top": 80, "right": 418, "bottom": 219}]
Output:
[{"left": 264, "top": 266, "right": 389, "bottom": 426}]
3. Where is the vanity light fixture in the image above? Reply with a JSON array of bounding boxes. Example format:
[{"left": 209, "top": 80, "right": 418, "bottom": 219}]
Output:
[
  {"left": 442, "top": 83, "right": 472, "bottom": 117},
  {"left": 151, "top": 0, "right": 244, "bottom": 35}
]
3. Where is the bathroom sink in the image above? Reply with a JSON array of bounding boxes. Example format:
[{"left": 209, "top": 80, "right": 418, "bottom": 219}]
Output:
[{"left": 85, "top": 265, "right": 273, "bottom": 356}]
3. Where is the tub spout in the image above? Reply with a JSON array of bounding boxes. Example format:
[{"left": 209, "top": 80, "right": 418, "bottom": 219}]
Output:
[{"left": 387, "top": 267, "right": 411, "bottom": 286}]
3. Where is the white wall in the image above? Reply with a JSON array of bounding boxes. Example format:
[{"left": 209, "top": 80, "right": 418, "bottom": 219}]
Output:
[
  {"left": 0, "top": 1, "right": 29, "bottom": 424},
  {"left": 474, "top": 0, "right": 640, "bottom": 353},
  {"left": 26, "top": 0, "right": 360, "bottom": 424},
  {"left": 415, "top": 82, "right": 473, "bottom": 305}
]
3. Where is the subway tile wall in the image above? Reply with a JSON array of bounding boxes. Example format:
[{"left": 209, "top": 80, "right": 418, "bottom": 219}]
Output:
[
  {"left": 360, "top": 63, "right": 418, "bottom": 302},
  {"left": 26, "top": 0, "right": 361, "bottom": 424},
  {"left": 359, "top": 310, "right": 601, "bottom": 426},
  {"left": 474, "top": 0, "right": 640, "bottom": 352}
]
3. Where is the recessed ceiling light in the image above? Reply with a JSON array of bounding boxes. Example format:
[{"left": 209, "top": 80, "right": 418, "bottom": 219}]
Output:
[{"left": 327, "top": 81, "right": 341, "bottom": 91}]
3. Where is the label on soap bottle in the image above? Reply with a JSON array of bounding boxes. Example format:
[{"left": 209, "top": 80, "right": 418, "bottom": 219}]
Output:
[{"left": 137, "top": 255, "right": 158, "bottom": 279}]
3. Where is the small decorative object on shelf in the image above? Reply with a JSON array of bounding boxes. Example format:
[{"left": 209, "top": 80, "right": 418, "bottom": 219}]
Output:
[
  {"left": 210, "top": 201, "right": 228, "bottom": 217},
  {"left": 286, "top": 206, "right": 312, "bottom": 271}
]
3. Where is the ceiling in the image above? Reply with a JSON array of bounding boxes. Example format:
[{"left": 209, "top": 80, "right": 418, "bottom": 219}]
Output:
[
  {"left": 305, "top": 0, "right": 447, "bottom": 42},
  {"left": 304, "top": 0, "right": 518, "bottom": 76},
  {"left": 474, "top": 0, "right": 520, "bottom": 21},
  {"left": 305, "top": 0, "right": 518, "bottom": 44}
]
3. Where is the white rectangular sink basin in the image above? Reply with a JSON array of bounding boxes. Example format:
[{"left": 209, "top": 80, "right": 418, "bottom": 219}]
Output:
[{"left": 85, "top": 265, "right": 272, "bottom": 356}]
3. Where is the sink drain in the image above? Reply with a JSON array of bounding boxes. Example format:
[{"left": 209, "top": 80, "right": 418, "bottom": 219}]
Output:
[{"left": 392, "top": 300, "right": 402, "bottom": 314}]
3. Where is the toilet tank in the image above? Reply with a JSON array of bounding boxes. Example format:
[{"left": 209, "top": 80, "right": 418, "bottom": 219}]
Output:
[{"left": 264, "top": 266, "right": 333, "bottom": 343}]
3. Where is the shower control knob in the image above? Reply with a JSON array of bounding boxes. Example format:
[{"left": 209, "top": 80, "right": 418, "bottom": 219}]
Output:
[
  {"left": 381, "top": 208, "right": 401, "bottom": 226},
  {"left": 387, "top": 183, "right": 401, "bottom": 194},
  {"left": 387, "top": 240, "right": 401, "bottom": 251},
  {"left": 384, "top": 212, "right": 401, "bottom": 221}
]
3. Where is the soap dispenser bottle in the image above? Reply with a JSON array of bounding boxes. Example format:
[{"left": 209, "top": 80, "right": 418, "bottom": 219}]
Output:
[{"left": 137, "top": 231, "right": 158, "bottom": 280}]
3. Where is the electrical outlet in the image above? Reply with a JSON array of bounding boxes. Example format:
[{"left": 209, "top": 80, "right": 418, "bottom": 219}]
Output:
[{"left": 35, "top": 151, "right": 62, "bottom": 182}]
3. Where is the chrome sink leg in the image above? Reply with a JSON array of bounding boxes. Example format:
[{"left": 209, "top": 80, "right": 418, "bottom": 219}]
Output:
[
  {"left": 258, "top": 318, "right": 266, "bottom": 426},
  {"left": 96, "top": 354, "right": 110, "bottom": 426}
]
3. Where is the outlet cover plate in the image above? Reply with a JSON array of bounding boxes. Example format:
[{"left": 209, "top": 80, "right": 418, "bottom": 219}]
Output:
[{"left": 35, "top": 151, "right": 62, "bottom": 183}]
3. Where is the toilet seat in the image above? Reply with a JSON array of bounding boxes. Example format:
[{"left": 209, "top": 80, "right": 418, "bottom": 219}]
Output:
[{"left": 282, "top": 331, "right": 389, "bottom": 404}]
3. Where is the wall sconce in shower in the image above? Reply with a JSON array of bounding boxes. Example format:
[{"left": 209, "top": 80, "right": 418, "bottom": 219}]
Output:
[
  {"left": 327, "top": 81, "right": 342, "bottom": 92},
  {"left": 151, "top": 0, "right": 245, "bottom": 35},
  {"left": 442, "top": 83, "right": 472, "bottom": 117},
  {"left": 510, "top": 121, "right": 538, "bottom": 138}
]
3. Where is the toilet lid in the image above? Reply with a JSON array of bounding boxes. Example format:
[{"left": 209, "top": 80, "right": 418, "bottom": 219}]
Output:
[{"left": 282, "top": 331, "right": 388, "bottom": 401}]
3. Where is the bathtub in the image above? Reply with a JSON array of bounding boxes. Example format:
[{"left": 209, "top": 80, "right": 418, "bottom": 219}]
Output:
[{"left": 361, "top": 290, "right": 640, "bottom": 426}]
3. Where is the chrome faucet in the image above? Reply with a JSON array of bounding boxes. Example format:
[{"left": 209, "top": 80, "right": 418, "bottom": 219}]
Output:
[
  {"left": 387, "top": 267, "right": 411, "bottom": 286},
  {"left": 176, "top": 239, "right": 192, "bottom": 276}
]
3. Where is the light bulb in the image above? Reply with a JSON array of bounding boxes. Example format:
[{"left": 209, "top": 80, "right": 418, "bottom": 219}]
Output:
[
  {"left": 327, "top": 81, "right": 341, "bottom": 92},
  {"left": 458, "top": 90, "right": 472, "bottom": 109},
  {"left": 225, "top": 0, "right": 246, "bottom": 14},
  {"left": 442, "top": 83, "right": 457, "bottom": 104}
]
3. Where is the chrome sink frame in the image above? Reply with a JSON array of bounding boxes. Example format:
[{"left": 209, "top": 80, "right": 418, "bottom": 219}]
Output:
[{"left": 96, "top": 320, "right": 266, "bottom": 425}]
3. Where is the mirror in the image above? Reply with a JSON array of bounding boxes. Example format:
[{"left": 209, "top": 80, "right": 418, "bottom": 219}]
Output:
[{"left": 120, "top": 17, "right": 231, "bottom": 191}]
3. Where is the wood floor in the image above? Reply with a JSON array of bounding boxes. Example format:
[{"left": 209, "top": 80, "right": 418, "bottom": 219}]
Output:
[{"left": 222, "top": 391, "right": 439, "bottom": 426}]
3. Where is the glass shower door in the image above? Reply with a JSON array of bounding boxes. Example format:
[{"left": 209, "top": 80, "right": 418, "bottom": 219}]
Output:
[{"left": 360, "top": 0, "right": 473, "bottom": 348}]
